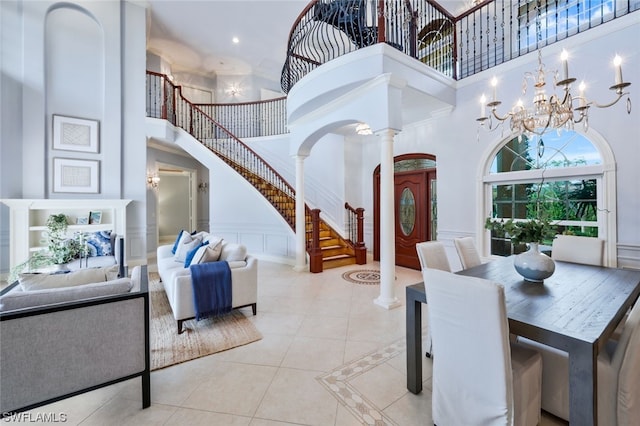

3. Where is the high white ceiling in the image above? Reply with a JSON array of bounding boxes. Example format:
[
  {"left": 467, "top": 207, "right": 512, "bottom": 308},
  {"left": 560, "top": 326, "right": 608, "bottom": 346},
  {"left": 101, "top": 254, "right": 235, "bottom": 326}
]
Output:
[{"left": 146, "top": 0, "right": 474, "bottom": 85}]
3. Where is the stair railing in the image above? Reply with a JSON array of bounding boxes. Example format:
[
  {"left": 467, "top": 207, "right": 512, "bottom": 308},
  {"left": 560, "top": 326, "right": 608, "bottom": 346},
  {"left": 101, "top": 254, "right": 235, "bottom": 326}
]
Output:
[
  {"left": 147, "top": 71, "right": 298, "bottom": 228},
  {"left": 147, "top": 71, "right": 357, "bottom": 268},
  {"left": 194, "top": 97, "right": 288, "bottom": 138},
  {"left": 344, "top": 202, "right": 366, "bottom": 264},
  {"left": 282, "top": 0, "right": 638, "bottom": 92}
]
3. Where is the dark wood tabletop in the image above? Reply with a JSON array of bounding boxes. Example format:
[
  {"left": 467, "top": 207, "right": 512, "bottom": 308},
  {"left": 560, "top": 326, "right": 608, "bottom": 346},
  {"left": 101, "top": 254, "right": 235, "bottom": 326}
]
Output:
[{"left": 406, "top": 256, "right": 640, "bottom": 426}]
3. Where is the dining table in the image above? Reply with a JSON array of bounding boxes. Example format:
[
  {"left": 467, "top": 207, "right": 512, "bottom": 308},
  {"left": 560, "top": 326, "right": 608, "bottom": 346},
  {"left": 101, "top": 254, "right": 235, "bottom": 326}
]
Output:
[{"left": 405, "top": 256, "right": 640, "bottom": 426}]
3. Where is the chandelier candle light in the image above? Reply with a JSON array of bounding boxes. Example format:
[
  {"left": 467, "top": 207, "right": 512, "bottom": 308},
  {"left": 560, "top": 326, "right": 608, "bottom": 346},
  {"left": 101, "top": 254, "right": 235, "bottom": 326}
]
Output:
[{"left": 476, "top": 49, "right": 632, "bottom": 136}]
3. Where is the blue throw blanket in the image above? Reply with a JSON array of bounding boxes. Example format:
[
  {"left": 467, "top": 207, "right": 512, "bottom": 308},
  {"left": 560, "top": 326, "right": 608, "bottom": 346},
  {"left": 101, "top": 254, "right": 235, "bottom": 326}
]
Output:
[{"left": 190, "top": 261, "right": 232, "bottom": 320}]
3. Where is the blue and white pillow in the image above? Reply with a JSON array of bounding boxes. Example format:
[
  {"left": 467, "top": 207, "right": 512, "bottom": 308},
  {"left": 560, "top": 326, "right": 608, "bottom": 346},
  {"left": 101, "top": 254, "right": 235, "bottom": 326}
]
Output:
[{"left": 85, "top": 231, "right": 113, "bottom": 257}]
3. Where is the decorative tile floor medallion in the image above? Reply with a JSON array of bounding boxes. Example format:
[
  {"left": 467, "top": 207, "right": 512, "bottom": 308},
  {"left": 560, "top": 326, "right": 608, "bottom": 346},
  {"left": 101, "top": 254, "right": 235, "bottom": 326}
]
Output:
[
  {"left": 317, "top": 340, "right": 405, "bottom": 425},
  {"left": 341, "top": 269, "right": 381, "bottom": 285}
]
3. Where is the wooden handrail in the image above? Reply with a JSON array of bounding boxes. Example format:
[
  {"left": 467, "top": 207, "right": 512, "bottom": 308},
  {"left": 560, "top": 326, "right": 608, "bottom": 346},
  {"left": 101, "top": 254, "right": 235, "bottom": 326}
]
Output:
[
  {"left": 281, "top": 0, "right": 636, "bottom": 90},
  {"left": 147, "top": 71, "right": 361, "bottom": 269},
  {"left": 147, "top": 71, "right": 297, "bottom": 226},
  {"left": 344, "top": 202, "right": 366, "bottom": 265}
]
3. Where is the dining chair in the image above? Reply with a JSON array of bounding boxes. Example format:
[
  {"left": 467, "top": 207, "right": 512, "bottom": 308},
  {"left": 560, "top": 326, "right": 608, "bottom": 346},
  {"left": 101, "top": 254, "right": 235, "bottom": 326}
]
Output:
[
  {"left": 453, "top": 237, "right": 482, "bottom": 270},
  {"left": 416, "top": 241, "right": 451, "bottom": 358},
  {"left": 551, "top": 234, "right": 604, "bottom": 266},
  {"left": 424, "top": 268, "right": 542, "bottom": 426},
  {"left": 415, "top": 241, "right": 451, "bottom": 272},
  {"left": 517, "top": 299, "right": 640, "bottom": 424}
]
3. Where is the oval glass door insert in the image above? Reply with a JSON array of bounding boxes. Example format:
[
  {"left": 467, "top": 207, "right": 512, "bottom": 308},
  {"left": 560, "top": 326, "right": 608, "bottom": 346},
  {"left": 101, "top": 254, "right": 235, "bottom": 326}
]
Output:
[{"left": 399, "top": 187, "right": 416, "bottom": 236}]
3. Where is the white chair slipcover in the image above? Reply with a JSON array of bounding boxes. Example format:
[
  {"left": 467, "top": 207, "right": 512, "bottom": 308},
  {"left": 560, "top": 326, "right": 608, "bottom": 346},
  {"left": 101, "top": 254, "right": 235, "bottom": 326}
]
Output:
[
  {"left": 518, "top": 299, "right": 640, "bottom": 424},
  {"left": 416, "top": 241, "right": 451, "bottom": 358},
  {"left": 551, "top": 234, "right": 604, "bottom": 266},
  {"left": 416, "top": 241, "right": 451, "bottom": 272},
  {"left": 424, "top": 268, "right": 542, "bottom": 426},
  {"left": 453, "top": 237, "right": 482, "bottom": 270}
]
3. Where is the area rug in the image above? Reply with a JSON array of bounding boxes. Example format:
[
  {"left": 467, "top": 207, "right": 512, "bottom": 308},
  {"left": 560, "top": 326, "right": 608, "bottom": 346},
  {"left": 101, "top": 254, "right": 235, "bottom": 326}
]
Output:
[
  {"left": 341, "top": 269, "right": 381, "bottom": 285},
  {"left": 149, "top": 272, "right": 262, "bottom": 370}
]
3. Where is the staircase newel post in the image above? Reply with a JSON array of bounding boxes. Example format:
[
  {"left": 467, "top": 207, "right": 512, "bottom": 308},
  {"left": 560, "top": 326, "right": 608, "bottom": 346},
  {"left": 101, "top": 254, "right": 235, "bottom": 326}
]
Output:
[
  {"left": 355, "top": 207, "right": 366, "bottom": 264},
  {"left": 309, "top": 208, "right": 323, "bottom": 273}
]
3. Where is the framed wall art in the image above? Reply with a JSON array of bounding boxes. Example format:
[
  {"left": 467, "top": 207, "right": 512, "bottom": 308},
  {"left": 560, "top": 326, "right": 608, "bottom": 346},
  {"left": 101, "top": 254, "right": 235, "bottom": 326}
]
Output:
[
  {"left": 89, "top": 211, "right": 102, "bottom": 224},
  {"left": 53, "top": 158, "right": 100, "bottom": 193},
  {"left": 52, "top": 115, "right": 100, "bottom": 153}
]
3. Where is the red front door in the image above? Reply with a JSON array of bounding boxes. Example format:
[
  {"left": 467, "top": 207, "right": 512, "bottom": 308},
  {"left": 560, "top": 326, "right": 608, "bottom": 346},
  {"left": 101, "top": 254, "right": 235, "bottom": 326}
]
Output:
[{"left": 374, "top": 165, "right": 437, "bottom": 270}]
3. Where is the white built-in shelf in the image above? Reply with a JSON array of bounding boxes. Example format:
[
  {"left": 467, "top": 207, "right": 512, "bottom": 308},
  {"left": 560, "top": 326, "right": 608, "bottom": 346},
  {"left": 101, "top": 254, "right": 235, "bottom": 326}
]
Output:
[{"left": 1, "top": 199, "right": 131, "bottom": 269}]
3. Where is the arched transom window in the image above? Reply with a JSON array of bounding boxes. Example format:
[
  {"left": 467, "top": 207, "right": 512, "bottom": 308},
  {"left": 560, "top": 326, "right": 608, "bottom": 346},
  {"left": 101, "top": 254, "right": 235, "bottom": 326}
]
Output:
[{"left": 483, "top": 130, "right": 615, "bottom": 263}]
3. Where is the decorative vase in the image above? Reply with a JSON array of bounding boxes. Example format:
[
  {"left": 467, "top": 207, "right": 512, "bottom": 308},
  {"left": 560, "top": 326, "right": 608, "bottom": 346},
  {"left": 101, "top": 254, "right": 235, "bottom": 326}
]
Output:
[
  {"left": 513, "top": 242, "right": 555, "bottom": 283},
  {"left": 52, "top": 263, "right": 70, "bottom": 273}
]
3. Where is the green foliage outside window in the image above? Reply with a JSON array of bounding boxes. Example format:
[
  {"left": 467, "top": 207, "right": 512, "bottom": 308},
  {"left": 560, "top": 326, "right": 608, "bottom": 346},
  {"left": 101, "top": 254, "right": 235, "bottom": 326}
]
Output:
[{"left": 488, "top": 132, "right": 600, "bottom": 255}]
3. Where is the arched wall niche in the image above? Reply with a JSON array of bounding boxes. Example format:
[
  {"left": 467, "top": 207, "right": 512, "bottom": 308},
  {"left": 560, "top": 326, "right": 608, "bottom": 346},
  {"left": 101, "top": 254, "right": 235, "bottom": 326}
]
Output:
[{"left": 45, "top": 4, "right": 105, "bottom": 196}]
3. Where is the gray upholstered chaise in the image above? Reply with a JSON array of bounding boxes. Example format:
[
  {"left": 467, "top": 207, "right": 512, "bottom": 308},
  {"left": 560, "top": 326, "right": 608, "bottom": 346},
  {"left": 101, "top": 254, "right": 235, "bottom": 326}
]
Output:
[{"left": 0, "top": 265, "right": 150, "bottom": 416}]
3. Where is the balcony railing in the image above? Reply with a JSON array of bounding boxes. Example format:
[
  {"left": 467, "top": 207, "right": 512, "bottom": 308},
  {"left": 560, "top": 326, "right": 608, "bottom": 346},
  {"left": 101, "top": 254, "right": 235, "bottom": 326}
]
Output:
[
  {"left": 282, "top": 0, "right": 638, "bottom": 92},
  {"left": 194, "top": 98, "right": 287, "bottom": 139},
  {"left": 146, "top": 71, "right": 296, "bottom": 226}
]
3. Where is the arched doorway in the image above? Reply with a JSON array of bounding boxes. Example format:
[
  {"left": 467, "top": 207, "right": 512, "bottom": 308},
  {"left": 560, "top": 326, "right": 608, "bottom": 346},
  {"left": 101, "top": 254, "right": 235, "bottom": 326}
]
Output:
[{"left": 373, "top": 154, "right": 437, "bottom": 269}]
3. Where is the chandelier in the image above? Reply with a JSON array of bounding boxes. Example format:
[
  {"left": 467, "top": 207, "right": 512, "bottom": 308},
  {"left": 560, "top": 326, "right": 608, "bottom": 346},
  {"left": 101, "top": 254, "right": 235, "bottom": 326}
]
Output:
[{"left": 476, "top": 49, "right": 632, "bottom": 136}]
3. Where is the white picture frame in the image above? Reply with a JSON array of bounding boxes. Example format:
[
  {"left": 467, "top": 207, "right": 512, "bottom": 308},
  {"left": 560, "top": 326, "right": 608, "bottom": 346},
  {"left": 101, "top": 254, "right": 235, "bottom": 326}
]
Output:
[
  {"left": 89, "top": 211, "right": 102, "bottom": 225},
  {"left": 52, "top": 115, "right": 99, "bottom": 153},
  {"left": 53, "top": 158, "right": 100, "bottom": 193}
]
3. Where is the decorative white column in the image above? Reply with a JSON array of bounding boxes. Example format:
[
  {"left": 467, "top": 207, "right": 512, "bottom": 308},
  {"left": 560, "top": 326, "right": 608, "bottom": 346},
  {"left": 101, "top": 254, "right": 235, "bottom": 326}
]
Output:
[
  {"left": 375, "top": 129, "right": 401, "bottom": 309},
  {"left": 294, "top": 154, "right": 308, "bottom": 271}
]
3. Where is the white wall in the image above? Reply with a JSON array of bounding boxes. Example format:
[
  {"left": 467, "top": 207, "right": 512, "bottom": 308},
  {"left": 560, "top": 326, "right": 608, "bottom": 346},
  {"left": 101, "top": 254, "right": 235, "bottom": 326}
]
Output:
[
  {"left": 0, "top": 0, "right": 148, "bottom": 274},
  {"left": 245, "top": 132, "right": 348, "bottom": 233}
]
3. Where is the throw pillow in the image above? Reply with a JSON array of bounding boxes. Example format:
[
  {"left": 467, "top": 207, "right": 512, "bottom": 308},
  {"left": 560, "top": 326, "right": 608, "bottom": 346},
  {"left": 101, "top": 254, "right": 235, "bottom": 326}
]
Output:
[
  {"left": 18, "top": 265, "right": 117, "bottom": 291},
  {"left": 85, "top": 230, "right": 113, "bottom": 256},
  {"left": 221, "top": 243, "right": 247, "bottom": 262},
  {"left": 184, "top": 240, "right": 209, "bottom": 267},
  {"left": 175, "top": 236, "right": 202, "bottom": 263},
  {"left": 196, "top": 239, "right": 224, "bottom": 264},
  {"left": 207, "top": 235, "right": 223, "bottom": 247},
  {"left": 172, "top": 231, "right": 193, "bottom": 259},
  {"left": 171, "top": 230, "right": 185, "bottom": 254},
  {"left": 192, "top": 231, "right": 209, "bottom": 241}
]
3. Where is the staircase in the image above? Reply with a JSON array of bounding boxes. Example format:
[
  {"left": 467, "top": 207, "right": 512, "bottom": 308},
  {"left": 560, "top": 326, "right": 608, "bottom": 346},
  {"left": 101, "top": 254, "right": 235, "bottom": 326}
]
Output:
[
  {"left": 147, "top": 71, "right": 361, "bottom": 270},
  {"left": 315, "top": 221, "right": 359, "bottom": 269}
]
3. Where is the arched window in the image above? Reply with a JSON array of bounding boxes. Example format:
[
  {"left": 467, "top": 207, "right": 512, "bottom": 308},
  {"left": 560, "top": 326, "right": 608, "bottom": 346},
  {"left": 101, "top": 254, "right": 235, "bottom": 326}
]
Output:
[{"left": 481, "top": 129, "right": 617, "bottom": 265}]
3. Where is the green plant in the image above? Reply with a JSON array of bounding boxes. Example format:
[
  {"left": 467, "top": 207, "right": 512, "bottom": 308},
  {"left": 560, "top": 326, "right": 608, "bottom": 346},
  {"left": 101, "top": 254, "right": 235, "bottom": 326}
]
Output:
[
  {"left": 44, "top": 214, "right": 81, "bottom": 264},
  {"left": 485, "top": 216, "right": 557, "bottom": 246},
  {"left": 8, "top": 214, "right": 82, "bottom": 282}
]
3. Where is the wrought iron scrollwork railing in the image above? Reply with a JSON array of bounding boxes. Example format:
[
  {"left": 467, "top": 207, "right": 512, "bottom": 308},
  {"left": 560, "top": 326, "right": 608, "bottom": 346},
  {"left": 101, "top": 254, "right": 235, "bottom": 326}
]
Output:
[
  {"left": 146, "top": 71, "right": 298, "bottom": 229},
  {"left": 345, "top": 202, "right": 367, "bottom": 264},
  {"left": 147, "top": 72, "right": 362, "bottom": 267},
  {"left": 194, "top": 98, "right": 287, "bottom": 139},
  {"left": 282, "top": 0, "right": 638, "bottom": 92}
]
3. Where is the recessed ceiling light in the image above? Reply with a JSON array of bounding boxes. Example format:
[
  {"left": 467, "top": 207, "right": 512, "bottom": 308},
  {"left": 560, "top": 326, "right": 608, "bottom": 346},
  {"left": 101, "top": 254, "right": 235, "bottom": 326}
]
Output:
[{"left": 232, "top": 37, "right": 239, "bottom": 44}]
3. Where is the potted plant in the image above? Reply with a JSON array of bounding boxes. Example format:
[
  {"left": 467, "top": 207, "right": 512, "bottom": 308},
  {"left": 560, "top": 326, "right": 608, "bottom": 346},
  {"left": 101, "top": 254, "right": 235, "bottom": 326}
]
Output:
[
  {"left": 485, "top": 216, "right": 557, "bottom": 283},
  {"left": 8, "top": 214, "right": 82, "bottom": 282},
  {"left": 44, "top": 214, "right": 82, "bottom": 265},
  {"left": 484, "top": 216, "right": 557, "bottom": 246}
]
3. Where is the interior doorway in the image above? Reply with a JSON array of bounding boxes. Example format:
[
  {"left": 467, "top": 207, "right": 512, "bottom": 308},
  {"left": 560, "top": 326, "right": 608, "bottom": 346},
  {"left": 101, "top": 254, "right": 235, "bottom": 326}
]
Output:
[
  {"left": 373, "top": 154, "right": 437, "bottom": 270},
  {"left": 156, "top": 164, "right": 197, "bottom": 244}
]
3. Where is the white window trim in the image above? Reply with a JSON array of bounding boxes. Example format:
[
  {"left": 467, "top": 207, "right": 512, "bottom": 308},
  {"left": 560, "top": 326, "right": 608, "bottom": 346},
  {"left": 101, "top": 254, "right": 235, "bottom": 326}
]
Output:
[{"left": 476, "top": 128, "right": 617, "bottom": 267}]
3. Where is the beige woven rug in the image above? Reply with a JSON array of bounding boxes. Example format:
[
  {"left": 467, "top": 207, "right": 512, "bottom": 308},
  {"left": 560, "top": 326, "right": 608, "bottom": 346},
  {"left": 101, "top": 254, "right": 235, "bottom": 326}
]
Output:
[{"left": 149, "top": 272, "right": 262, "bottom": 371}]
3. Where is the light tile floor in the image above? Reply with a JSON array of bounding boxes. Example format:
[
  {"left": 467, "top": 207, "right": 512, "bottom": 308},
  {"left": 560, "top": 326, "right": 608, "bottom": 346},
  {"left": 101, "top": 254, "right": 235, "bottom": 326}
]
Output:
[{"left": 18, "top": 259, "right": 568, "bottom": 425}]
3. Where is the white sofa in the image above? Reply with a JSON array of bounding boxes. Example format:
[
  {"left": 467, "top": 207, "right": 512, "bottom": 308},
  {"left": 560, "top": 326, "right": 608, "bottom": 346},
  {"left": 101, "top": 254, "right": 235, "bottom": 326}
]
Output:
[{"left": 156, "top": 239, "right": 258, "bottom": 334}]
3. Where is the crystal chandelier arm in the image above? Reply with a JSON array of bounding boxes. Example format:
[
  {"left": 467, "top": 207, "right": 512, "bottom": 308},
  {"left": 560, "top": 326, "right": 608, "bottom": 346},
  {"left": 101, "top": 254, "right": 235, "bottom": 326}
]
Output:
[
  {"left": 490, "top": 106, "right": 511, "bottom": 122},
  {"left": 588, "top": 90, "right": 631, "bottom": 109}
]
